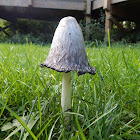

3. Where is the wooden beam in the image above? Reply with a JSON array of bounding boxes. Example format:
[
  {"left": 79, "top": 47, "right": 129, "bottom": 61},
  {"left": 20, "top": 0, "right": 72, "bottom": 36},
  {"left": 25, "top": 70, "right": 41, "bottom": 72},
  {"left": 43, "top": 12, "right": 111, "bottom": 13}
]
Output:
[
  {"left": 105, "top": 11, "right": 112, "bottom": 39},
  {"left": 93, "top": 0, "right": 104, "bottom": 10},
  {"left": 0, "top": 0, "right": 86, "bottom": 11},
  {"left": 0, "top": 0, "right": 32, "bottom": 7},
  {"left": 112, "top": 0, "right": 127, "bottom": 4},
  {"left": 104, "top": 0, "right": 112, "bottom": 39},
  {"left": 85, "top": 16, "right": 91, "bottom": 40},
  {"left": 93, "top": 0, "right": 127, "bottom": 10},
  {"left": 32, "top": 0, "right": 86, "bottom": 11},
  {"left": 86, "top": 0, "right": 91, "bottom": 15},
  {"left": 0, "top": 26, "right": 9, "bottom": 36},
  {"left": 28, "top": 0, "right": 32, "bottom": 6},
  {"left": 85, "top": 0, "right": 91, "bottom": 40},
  {"left": 110, "top": 15, "right": 128, "bottom": 33},
  {"left": 103, "top": 0, "right": 111, "bottom": 11}
]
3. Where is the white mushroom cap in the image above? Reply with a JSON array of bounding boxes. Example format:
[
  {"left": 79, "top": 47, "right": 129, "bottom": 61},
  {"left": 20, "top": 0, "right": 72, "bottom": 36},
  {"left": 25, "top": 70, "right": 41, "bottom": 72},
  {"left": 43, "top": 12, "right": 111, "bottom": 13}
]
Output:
[{"left": 40, "top": 16, "right": 96, "bottom": 75}]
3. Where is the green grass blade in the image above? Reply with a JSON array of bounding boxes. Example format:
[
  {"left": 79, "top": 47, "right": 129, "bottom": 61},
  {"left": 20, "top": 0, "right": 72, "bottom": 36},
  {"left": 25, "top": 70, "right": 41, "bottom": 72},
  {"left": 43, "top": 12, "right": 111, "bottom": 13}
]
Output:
[
  {"left": 83, "top": 104, "right": 118, "bottom": 131},
  {"left": 3, "top": 126, "right": 23, "bottom": 140},
  {"left": 0, "top": 100, "right": 38, "bottom": 140},
  {"left": 108, "top": 29, "right": 111, "bottom": 48},
  {"left": 48, "top": 117, "right": 60, "bottom": 140},
  {"left": 121, "top": 134, "right": 140, "bottom": 140},
  {"left": 37, "top": 119, "right": 52, "bottom": 138},
  {"left": 37, "top": 90, "right": 42, "bottom": 130},
  {"left": 19, "top": 97, "right": 38, "bottom": 140},
  {"left": 75, "top": 114, "right": 86, "bottom": 140}
]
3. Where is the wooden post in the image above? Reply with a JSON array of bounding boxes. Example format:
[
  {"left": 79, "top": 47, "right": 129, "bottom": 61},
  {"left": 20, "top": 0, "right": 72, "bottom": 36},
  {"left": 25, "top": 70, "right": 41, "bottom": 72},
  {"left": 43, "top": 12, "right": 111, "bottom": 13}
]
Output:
[
  {"left": 105, "top": 11, "right": 112, "bottom": 39},
  {"left": 104, "top": 0, "right": 112, "bottom": 40},
  {"left": 85, "top": 0, "right": 91, "bottom": 40},
  {"left": 86, "top": 16, "right": 90, "bottom": 40}
]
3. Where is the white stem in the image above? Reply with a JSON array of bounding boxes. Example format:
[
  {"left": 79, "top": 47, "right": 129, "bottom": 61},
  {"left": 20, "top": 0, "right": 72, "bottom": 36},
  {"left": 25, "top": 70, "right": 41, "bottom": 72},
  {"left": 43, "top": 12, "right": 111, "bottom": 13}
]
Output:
[{"left": 61, "top": 72, "right": 71, "bottom": 113}]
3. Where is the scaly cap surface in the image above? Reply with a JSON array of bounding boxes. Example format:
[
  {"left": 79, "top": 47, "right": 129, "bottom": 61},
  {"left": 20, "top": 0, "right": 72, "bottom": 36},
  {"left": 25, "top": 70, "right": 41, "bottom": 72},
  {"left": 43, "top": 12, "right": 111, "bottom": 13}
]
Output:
[{"left": 40, "top": 16, "right": 96, "bottom": 75}]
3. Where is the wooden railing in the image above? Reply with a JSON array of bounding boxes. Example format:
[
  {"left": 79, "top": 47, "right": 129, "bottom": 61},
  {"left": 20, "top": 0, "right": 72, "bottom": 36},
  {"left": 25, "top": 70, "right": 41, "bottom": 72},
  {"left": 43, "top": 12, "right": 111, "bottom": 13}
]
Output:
[{"left": 0, "top": 0, "right": 128, "bottom": 11}]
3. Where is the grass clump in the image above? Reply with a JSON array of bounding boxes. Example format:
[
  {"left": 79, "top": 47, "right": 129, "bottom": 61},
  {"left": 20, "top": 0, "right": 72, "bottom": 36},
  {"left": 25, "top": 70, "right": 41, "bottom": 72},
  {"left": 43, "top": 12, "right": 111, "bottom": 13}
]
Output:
[{"left": 0, "top": 43, "right": 140, "bottom": 140}]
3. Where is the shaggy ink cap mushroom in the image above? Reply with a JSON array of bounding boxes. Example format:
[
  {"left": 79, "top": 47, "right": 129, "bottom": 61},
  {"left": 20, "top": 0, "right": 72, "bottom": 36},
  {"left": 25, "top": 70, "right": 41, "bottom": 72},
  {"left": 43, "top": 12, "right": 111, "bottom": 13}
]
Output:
[
  {"left": 40, "top": 16, "right": 96, "bottom": 123},
  {"left": 40, "top": 16, "right": 96, "bottom": 75}
]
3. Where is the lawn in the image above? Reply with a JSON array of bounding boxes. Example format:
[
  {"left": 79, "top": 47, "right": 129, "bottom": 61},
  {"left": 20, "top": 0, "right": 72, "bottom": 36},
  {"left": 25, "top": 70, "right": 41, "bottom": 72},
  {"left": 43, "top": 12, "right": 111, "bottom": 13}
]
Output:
[{"left": 0, "top": 43, "right": 140, "bottom": 140}]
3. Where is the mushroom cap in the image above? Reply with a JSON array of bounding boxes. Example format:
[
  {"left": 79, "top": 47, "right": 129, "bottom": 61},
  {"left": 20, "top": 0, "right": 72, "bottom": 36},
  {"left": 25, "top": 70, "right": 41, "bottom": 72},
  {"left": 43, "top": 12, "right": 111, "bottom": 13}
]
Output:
[{"left": 40, "top": 16, "right": 96, "bottom": 75}]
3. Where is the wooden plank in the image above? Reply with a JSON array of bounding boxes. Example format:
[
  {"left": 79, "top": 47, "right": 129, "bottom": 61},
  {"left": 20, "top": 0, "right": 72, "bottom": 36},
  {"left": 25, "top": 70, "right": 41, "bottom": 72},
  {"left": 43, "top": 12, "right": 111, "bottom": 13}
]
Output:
[
  {"left": 104, "top": 0, "right": 108, "bottom": 10},
  {"left": 93, "top": 0, "right": 127, "bottom": 10},
  {"left": 112, "top": 0, "right": 127, "bottom": 4},
  {"left": 86, "top": 0, "right": 91, "bottom": 15},
  {"left": 28, "top": 0, "right": 32, "bottom": 6},
  {"left": 103, "top": 0, "right": 111, "bottom": 10},
  {"left": 93, "top": 0, "right": 104, "bottom": 10},
  {"left": 0, "top": 0, "right": 128, "bottom": 11},
  {"left": 0, "top": 0, "right": 31, "bottom": 7},
  {"left": 0, "top": 0, "right": 86, "bottom": 11},
  {"left": 32, "top": 0, "right": 86, "bottom": 11}
]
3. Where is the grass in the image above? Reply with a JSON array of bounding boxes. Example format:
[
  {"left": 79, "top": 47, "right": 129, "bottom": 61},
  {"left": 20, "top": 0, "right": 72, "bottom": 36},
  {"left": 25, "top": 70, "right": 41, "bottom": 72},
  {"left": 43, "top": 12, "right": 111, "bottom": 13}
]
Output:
[{"left": 0, "top": 42, "right": 140, "bottom": 140}]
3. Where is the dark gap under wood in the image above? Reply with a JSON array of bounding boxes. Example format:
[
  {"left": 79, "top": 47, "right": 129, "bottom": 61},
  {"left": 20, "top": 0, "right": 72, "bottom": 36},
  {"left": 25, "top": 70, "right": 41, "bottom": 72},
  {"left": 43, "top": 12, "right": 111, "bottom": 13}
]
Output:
[{"left": 110, "top": 15, "right": 128, "bottom": 34}]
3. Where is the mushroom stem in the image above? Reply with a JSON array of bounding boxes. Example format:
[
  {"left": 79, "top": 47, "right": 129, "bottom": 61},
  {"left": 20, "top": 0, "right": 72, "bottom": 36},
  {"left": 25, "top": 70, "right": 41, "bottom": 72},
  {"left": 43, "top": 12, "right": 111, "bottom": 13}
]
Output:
[{"left": 61, "top": 72, "right": 71, "bottom": 119}]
